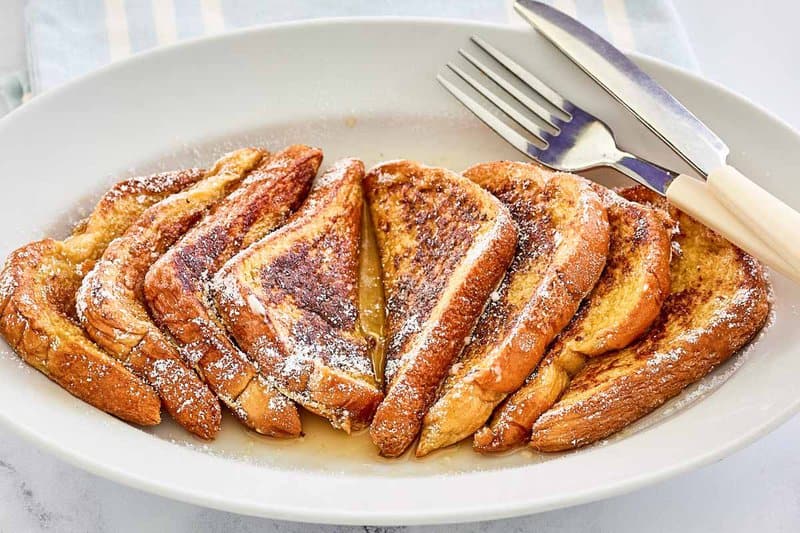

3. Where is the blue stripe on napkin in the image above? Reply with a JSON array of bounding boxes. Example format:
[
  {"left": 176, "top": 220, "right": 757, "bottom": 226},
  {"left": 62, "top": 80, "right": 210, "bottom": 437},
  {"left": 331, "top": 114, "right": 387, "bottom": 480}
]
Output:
[
  {"left": 26, "top": 0, "right": 111, "bottom": 92},
  {"left": 625, "top": 0, "right": 699, "bottom": 69},
  {"left": 174, "top": 0, "right": 206, "bottom": 40},
  {"left": 123, "top": 1, "right": 158, "bottom": 53}
]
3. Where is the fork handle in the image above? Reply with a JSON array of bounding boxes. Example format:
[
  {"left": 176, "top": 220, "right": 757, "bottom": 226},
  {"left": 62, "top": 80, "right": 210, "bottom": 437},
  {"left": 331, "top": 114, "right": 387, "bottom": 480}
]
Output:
[{"left": 667, "top": 171, "right": 800, "bottom": 283}]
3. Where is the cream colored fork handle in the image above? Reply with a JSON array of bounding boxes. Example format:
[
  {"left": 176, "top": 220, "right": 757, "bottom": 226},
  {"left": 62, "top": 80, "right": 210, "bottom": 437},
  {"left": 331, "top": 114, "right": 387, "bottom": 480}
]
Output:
[{"left": 667, "top": 173, "right": 800, "bottom": 283}]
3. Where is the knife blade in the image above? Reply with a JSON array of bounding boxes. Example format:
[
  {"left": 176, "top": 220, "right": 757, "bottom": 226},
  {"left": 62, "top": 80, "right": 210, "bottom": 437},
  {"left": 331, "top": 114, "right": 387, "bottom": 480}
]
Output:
[
  {"left": 513, "top": 0, "right": 800, "bottom": 284},
  {"left": 514, "top": 0, "right": 728, "bottom": 177}
]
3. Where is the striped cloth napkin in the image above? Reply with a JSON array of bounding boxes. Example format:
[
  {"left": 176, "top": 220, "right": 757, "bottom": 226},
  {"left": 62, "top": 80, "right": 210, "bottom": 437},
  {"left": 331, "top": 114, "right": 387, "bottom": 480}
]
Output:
[{"left": 1, "top": 0, "right": 697, "bottom": 113}]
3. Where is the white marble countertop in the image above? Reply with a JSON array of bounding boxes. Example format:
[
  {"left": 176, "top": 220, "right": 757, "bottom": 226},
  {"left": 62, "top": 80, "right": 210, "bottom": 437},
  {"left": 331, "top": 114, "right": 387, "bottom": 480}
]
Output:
[{"left": 1, "top": 0, "right": 799, "bottom": 530}]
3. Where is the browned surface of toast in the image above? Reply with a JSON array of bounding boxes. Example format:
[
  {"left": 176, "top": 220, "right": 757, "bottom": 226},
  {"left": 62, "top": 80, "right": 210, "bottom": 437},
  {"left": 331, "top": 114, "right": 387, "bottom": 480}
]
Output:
[
  {"left": 0, "top": 169, "right": 202, "bottom": 424},
  {"left": 214, "top": 159, "right": 383, "bottom": 433},
  {"left": 145, "top": 145, "right": 321, "bottom": 437},
  {"left": 415, "top": 161, "right": 609, "bottom": 456},
  {"left": 365, "top": 160, "right": 518, "bottom": 457},
  {"left": 0, "top": 146, "right": 776, "bottom": 459},
  {"left": 76, "top": 148, "right": 264, "bottom": 438},
  {"left": 529, "top": 186, "right": 771, "bottom": 452},
  {"left": 474, "top": 187, "right": 672, "bottom": 452}
]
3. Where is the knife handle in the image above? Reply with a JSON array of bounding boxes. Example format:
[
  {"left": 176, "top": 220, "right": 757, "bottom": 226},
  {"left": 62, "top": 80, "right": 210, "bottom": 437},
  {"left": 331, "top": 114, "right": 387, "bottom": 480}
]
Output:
[
  {"left": 667, "top": 173, "right": 800, "bottom": 283},
  {"left": 709, "top": 164, "right": 800, "bottom": 266}
]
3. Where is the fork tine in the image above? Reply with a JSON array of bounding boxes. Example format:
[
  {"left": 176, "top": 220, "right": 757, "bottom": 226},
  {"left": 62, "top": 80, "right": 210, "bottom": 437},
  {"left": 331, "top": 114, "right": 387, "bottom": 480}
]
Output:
[
  {"left": 471, "top": 35, "right": 572, "bottom": 119},
  {"left": 447, "top": 63, "right": 552, "bottom": 142},
  {"left": 437, "top": 74, "right": 548, "bottom": 155},
  {"left": 458, "top": 49, "right": 560, "bottom": 133}
]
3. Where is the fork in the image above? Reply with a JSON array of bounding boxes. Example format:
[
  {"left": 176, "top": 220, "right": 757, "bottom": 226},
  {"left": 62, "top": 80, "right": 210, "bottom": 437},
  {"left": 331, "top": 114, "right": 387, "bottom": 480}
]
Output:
[{"left": 438, "top": 36, "right": 797, "bottom": 279}]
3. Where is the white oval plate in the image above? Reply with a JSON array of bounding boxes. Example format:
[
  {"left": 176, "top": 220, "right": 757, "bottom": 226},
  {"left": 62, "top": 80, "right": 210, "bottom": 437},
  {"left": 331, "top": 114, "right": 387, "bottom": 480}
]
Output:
[{"left": 0, "top": 18, "right": 799, "bottom": 526}]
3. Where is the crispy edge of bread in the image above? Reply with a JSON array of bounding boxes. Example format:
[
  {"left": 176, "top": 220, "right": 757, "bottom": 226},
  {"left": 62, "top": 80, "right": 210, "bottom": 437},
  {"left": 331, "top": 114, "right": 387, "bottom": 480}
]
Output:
[
  {"left": 0, "top": 169, "right": 203, "bottom": 425},
  {"left": 144, "top": 145, "right": 322, "bottom": 438},
  {"left": 415, "top": 161, "right": 609, "bottom": 457},
  {"left": 529, "top": 186, "right": 771, "bottom": 452},
  {"left": 473, "top": 187, "right": 673, "bottom": 452},
  {"left": 213, "top": 158, "right": 384, "bottom": 433},
  {"left": 77, "top": 148, "right": 264, "bottom": 438},
  {"left": 365, "top": 160, "right": 518, "bottom": 458}
]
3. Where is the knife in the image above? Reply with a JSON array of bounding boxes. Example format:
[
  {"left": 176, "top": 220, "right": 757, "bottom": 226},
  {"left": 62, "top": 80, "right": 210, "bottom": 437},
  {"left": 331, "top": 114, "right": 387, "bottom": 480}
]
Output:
[{"left": 515, "top": 0, "right": 800, "bottom": 280}]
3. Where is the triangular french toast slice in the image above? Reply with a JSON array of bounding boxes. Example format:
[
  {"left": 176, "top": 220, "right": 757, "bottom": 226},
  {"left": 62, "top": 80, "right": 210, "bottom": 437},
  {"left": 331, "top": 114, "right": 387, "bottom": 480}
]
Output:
[
  {"left": 0, "top": 168, "right": 202, "bottom": 424},
  {"left": 145, "top": 145, "right": 322, "bottom": 438},
  {"left": 213, "top": 158, "right": 384, "bottom": 433},
  {"left": 416, "top": 161, "right": 609, "bottom": 457},
  {"left": 474, "top": 186, "right": 673, "bottom": 452},
  {"left": 530, "top": 186, "right": 771, "bottom": 452},
  {"left": 366, "top": 160, "right": 518, "bottom": 458},
  {"left": 77, "top": 148, "right": 265, "bottom": 438}
]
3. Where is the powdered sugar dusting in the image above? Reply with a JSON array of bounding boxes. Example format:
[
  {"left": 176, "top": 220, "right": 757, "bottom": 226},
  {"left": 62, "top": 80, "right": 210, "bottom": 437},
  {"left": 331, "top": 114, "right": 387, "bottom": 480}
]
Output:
[
  {"left": 104, "top": 168, "right": 203, "bottom": 203},
  {"left": 212, "top": 272, "right": 246, "bottom": 318},
  {"left": 0, "top": 267, "right": 17, "bottom": 303},
  {"left": 75, "top": 260, "right": 119, "bottom": 326},
  {"left": 314, "top": 158, "right": 357, "bottom": 188},
  {"left": 619, "top": 305, "right": 776, "bottom": 439},
  {"left": 246, "top": 293, "right": 267, "bottom": 317}
]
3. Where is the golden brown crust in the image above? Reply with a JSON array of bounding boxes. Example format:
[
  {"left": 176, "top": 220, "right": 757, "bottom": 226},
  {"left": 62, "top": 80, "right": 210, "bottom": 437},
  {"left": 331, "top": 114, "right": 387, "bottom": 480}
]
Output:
[
  {"left": 415, "top": 161, "right": 610, "bottom": 457},
  {"left": 77, "top": 148, "right": 265, "bottom": 438},
  {"left": 214, "top": 159, "right": 383, "bottom": 433},
  {"left": 0, "top": 169, "right": 203, "bottom": 425},
  {"left": 529, "top": 186, "right": 771, "bottom": 452},
  {"left": 145, "top": 145, "right": 322, "bottom": 438},
  {"left": 365, "top": 160, "right": 518, "bottom": 457},
  {"left": 473, "top": 187, "right": 672, "bottom": 452}
]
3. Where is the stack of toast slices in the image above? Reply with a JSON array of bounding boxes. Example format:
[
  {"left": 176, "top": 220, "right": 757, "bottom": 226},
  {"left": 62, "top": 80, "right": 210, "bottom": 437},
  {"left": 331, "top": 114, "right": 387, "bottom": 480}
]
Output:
[{"left": 0, "top": 146, "right": 771, "bottom": 457}]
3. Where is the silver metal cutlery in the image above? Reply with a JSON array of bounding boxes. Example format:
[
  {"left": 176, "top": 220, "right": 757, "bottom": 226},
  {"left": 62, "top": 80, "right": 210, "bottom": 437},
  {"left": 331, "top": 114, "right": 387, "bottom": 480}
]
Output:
[{"left": 438, "top": 0, "right": 800, "bottom": 283}]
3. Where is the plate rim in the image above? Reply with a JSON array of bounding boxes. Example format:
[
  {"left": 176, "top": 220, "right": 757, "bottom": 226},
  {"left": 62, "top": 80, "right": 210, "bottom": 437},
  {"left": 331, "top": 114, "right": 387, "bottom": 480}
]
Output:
[{"left": 1, "top": 16, "right": 799, "bottom": 526}]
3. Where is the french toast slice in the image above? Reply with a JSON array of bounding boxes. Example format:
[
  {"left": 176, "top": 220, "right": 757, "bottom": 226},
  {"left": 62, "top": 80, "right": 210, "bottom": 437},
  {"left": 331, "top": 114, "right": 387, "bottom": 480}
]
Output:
[
  {"left": 77, "top": 148, "right": 265, "bottom": 438},
  {"left": 144, "top": 145, "right": 322, "bottom": 437},
  {"left": 0, "top": 168, "right": 202, "bottom": 424},
  {"left": 366, "top": 160, "right": 518, "bottom": 458},
  {"left": 473, "top": 186, "right": 673, "bottom": 452},
  {"left": 416, "top": 161, "right": 610, "bottom": 457},
  {"left": 529, "top": 186, "right": 771, "bottom": 452},
  {"left": 213, "top": 158, "right": 384, "bottom": 433}
]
